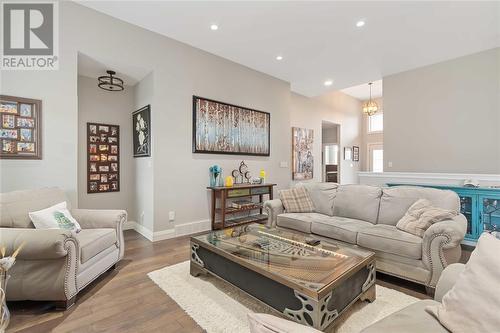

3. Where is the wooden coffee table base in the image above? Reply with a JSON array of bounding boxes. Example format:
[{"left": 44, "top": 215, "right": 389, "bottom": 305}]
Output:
[{"left": 190, "top": 241, "right": 376, "bottom": 331}]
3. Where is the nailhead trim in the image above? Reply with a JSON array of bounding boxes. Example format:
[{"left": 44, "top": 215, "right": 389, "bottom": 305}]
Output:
[
  {"left": 62, "top": 214, "right": 126, "bottom": 300},
  {"left": 63, "top": 235, "right": 79, "bottom": 299},
  {"left": 426, "top": 232, "right": 451, "bottom": 287}
]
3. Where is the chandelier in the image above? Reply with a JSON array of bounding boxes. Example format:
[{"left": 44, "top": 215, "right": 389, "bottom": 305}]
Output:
[
  {"left": 98, "top": 70, "right": 124, "bottom": 91},
  {"left": 362, "top": 82, "right": 378, "bottom": 116}
]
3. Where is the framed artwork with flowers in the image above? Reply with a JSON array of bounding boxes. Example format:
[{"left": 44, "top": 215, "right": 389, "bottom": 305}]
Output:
[
  {"left": 132, "top": 105, "right": 151, "bottom": 157},
  {"left": 192, "top": 96, "right": 270, "bottom": 156}
]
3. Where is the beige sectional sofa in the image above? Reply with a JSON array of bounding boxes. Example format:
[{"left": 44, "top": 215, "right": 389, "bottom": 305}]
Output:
[
  {"left": 0, "top": 187, "right": 126, "bottom": 308},
  {"left": 264, "top": 183, "right": 467, "bottom": 290}
]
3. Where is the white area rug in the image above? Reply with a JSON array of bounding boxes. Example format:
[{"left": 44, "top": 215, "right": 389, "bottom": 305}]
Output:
[{"left": 148, "top": 261, "right": 418, "bottom": 333}]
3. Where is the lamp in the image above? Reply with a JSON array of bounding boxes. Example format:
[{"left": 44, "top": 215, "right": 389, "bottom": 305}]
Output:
[
  {"left": 362, "top": 82, "right": 378, "bottom": 116},
  {"left": 98, "top": 70, "right": 124, "bottom": 91}
]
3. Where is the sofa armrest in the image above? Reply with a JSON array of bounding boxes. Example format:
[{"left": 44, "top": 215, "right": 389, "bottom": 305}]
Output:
[
  {"left": 71, "top": 209, "right": 126, "bottom": 260},
  {"left": 263, "top": 199, "right": 284, "bottom": 227},
  {"left": 422, "top": 214, "right": 467, "bottom": 287},
  {"left": 0, "top": 228, "right": 74, "bottom": 260},
  {"left": 71, "top": 209, "right": 127, "bottom": 229},
  {"left": 434, "top": 263, "right": 465, "bottom": 302}
]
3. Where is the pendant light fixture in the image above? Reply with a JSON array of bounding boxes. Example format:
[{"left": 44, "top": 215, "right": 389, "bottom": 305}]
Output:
[
  {"left": 98, "top": 70, "right": 124, "bottom": 91},
  {"left": 362, "top": 82, "right": 379, "bottom": 116}
]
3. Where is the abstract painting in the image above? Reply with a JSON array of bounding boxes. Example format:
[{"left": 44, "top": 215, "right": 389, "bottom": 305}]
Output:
[
  {"left": 192, "top": 96, "right": 270, "bottom": 156},
  {"left": 292, "top": 127, "right": 314, "bottom": 180},
  {"left": 132, "top": 105, "right": 151, "bottom": 157}
]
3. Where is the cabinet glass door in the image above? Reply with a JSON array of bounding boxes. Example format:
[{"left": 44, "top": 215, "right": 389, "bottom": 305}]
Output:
[
  {"left": 480, "top": 195, "right": 500, "bottom": 234},
  {"left": 458, "top": 194, "right": 477, "bottom": 240}
]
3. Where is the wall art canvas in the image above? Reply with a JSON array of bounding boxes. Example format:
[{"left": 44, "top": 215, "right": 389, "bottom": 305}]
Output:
[
  {"left": 132, "top": 105, "right": 151, "bottom": 157},
  {"left": 292, "top": 127, "right": 314, "bottom": 180},
  {"left": 192, "top": 96, "right": 270, "bottom": 156},
  {"left": 0, "top": 95, "right": 42, "bottom": 159},
  {"left": 87, "top": 122, "right": 120, "bottom": 193}
]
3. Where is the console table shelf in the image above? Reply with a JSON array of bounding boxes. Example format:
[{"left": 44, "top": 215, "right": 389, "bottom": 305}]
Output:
[{"left": 207, "top": 183, "right": 276, "bottom": 230}]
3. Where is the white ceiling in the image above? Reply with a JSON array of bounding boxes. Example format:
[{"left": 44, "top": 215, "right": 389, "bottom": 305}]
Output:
[
  {"left": 79, "top": 1, "right": 500, "bottom": 97},
  {"left": 78, "top": 53, "right": 151, "bottom": 86},
  {"left": 342, "top": 80, "right": 382, "bottom": 101}
]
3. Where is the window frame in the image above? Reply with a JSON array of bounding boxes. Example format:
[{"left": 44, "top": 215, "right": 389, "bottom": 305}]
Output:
[{"left": 367, "top": 112, "right": 383, "bottom": 134}]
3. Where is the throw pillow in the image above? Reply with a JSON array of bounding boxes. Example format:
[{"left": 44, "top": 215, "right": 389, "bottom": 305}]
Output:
[
  {"left": 426, "top": 233, "right": 500, "bottom": 333},
  {"left": 248, "top": 313, "right": 321, "bottom": 333},
  {"left": 279, "top": 187, "right": 315, "bottom": 213},
  {"left": 29, "top": 201, "right": 81, "bottom": 232},
  {"left": 396, "top": 199, "right": 456, "bottom": 237}
]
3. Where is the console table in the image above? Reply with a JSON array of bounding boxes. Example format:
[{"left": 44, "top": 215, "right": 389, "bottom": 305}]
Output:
[
  {"left": 207, "top": 183, "right": 276, "bottom": 230},
  {"left": 387, "top": 183, "right": 500, "bottom": 244}
]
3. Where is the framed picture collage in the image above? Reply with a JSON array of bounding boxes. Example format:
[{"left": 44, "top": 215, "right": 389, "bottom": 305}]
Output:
[
  {"left": 0, "top": 95, "right": 42, "bottom": 159},
  {"left": 87, "top": 122, "right": 120, "bottom": 193}
]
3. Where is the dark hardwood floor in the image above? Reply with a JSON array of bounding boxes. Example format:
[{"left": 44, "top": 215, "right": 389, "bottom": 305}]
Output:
[{"left": 8, "top": 230, "right": 470, "bottom": 333}]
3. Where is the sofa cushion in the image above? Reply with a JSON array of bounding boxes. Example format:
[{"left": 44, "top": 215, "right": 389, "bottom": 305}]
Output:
[
  {"left": 0, "top": 187, "right": 68, "bottom": 228},
  {"left": 76, "top": 228, "right": 117, "bottom": 263},
  {"left": 378, "top": 186, "right": 459, "bottom": 225},
  {"left": 279, "top": 187, "right": 315, "bottom": 213},
  {"left": 361, "top": 299, "right": 447, "bottom": 333},
  {"left": 333, "top": 185, "right": 382, "bottom": 224},
  {"left": 311, "top": 216, "right": 373, "bottom": 244},
  {"left": 277, "top": 213, "right": 329, "bottom": 233},
  {"left": 297, "top": 182, "right": 338, "bottom": 216},
  {"left": 357, "top": 224, "right": 422, "bottom": 259}
]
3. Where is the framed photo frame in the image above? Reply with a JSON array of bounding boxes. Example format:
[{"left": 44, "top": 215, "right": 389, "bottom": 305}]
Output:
[
  {"left": 192, "top": 96, "right": 270, "bottom": 156},
  {"left": 132, "top": 105, "right": 151, "bottom": 157},
  {"left": 87, "top": 122, "right": 120, "bottom": 193},
  {"left": 0, "top": 95, "right": 42, "bottom": 159},
  {"left": 292, "top": 127, "right": 314, "bottom": 180},
  {"left": 353, "top": 146, "right": 360, "bottom": 162},
  {"left": 344, "top": 147, "right": 352, "bottom": 161}
]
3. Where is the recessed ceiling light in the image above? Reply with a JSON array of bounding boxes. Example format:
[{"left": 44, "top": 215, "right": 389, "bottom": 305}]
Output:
[
  {"left": 276, "top": 55, "right": 283, "bottom": 61},
  {"left": 324, "top": 80, "right": 333, "bottom": 86},
  {"left": 356, "top": 20, "right": 365, "bottom": 27},
  {"left": 210, "top": 24, "right": 219, "bottom": 31}
]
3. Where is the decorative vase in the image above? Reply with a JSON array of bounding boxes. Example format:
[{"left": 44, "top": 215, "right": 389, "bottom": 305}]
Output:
[
  {"left": 0, "top": 270, "right": 10, "bottom": 333},
  {"left": 209, "top": 173, "right": 216, "bottom": 187}
]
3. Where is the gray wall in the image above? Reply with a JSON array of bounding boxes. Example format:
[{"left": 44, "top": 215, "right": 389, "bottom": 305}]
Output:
[
  {"left": 384, "top": 48, "right": 500, "bottom": 174},
  {"left": 133, "top": 73, "right": 154, "bottom": 231},
  {"left": 290, "top": 92, "right": 363, "bottom": 184},
  {"left": 77, "top": 76, "right": 136, "bottom": 220}
]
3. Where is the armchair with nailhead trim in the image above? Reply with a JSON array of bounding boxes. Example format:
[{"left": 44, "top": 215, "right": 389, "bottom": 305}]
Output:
[{"left": 0, "top": 187, "right": 126, "bottom": 309}]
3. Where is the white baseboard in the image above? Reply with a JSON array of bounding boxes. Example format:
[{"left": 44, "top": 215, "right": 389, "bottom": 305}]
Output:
[{"left": 125, "top": 219, "right": 211, "bottom": 242}]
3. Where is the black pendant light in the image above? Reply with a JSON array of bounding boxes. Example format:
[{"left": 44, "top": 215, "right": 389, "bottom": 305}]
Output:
[{"left": 98, "top": 70, "right": 124, "bottom": 91}]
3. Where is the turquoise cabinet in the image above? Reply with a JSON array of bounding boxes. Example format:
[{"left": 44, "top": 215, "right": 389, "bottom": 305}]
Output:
[{"left": 387, "top": 183, "right": 500, "bottom": 243}]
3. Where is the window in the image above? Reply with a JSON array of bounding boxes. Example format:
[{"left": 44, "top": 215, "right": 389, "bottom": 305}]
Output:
[
  {"left": 368, "top": 113, "right": 383, "bottom": 133},
  {"left": 368, "top": 143, "right": 384, "bottom": 172}
]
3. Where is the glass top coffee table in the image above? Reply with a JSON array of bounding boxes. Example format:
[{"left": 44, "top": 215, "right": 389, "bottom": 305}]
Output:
[{"left": 190, "top": 223, "right": 376, "bottom": 331}]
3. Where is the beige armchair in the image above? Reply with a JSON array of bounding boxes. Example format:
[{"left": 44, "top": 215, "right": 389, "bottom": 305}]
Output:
[{"left": 0, "top": 187, "right": 126, "bottom": 309}]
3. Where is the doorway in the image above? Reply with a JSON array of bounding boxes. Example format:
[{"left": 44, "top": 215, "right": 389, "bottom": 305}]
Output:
[{"left": 321, "top": 121, "right": 340, "bottom": 183}]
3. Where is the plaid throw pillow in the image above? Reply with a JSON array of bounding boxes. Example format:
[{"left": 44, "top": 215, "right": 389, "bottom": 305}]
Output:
[
  {"left": 279, "top": 187, "right": 315, "bottom": 213},
  {"left": 396, "top": 199, "right": 457, "bottom": 237}
]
